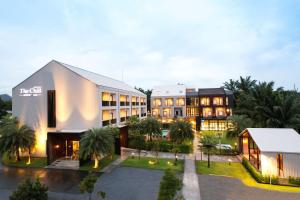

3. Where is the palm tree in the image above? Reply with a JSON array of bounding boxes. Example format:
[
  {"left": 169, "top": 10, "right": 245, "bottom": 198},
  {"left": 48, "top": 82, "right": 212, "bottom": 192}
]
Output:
[
  {"left": 236, "top": 76, "right": 256, "bottom": 93},
  {"left": 0, "top": 117, "right": 35, "bottom": 163},
  {"left": 140, "top": 117, "right": 161, "bottom": 141},
  {"left": 79, "top": 128, "right": 114, "bottom": 169},
  {"left": 169, "top": 120, "right": 194, "bottom": 144},
  {"left": 199, "top": 135, "right": 217, "bottom": 168}
]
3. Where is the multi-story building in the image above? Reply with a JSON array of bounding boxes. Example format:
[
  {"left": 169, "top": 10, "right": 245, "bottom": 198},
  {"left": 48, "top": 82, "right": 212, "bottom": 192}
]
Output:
[
  {"left": 151, "top": 85, "right": 233, "bottom": 131},
  {"left": 12, "top": 60, "right": 147, "bottom": 164},
  {"left": 151, "top": 85, "right": 186, "bottom": 123},
  {"left": 186, "top": 88, "right": 233, "bottom": 131}
]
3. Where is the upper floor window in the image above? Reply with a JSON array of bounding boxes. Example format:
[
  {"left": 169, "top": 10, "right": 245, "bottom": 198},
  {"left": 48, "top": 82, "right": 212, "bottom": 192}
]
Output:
[
  {"left": 216, "top": 107, "right": 226, "bottom": 117},
  {"left": 203, "top": 107, "right": 212, "bottom": 117},
  {"left": 153, "top": 98, "right": 162, "bottom": 106},
  {"left": 201, "top": 97, "right": 210, "bottom": 106},
  {"left": 213, "top": 97, "right": 223, "bottom": 106},
  {"left": 187, "top": 107, "right": 199, "bottom": 116},
  {"left": 165, "top": 98, "right": 173, "bottom": 106},
  {"left": 176, "top": 98, "right": 185, "bottom": 106}
]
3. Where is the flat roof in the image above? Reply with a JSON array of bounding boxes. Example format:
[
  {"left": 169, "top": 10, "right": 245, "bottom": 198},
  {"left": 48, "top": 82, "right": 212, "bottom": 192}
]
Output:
[
  {"left": 152, "top": 84, "right": 186, "bottom": 97},
  {"left": 241, "top": 128, "right": 300, "bottom": 154}
]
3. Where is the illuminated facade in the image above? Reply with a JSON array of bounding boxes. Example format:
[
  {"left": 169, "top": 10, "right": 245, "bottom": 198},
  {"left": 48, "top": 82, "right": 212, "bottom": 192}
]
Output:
[
  {"left": 151, "top": 86, "right": 233, "bottom": 131},
  {"left": 239, "top": 128, "right": 300, "bottom": 178},
  {"left": 151, "top": 84, "right": 186, "bottom": 123},
  {"left": 12, "top": 60, "right": 146, "bottom": 163}
]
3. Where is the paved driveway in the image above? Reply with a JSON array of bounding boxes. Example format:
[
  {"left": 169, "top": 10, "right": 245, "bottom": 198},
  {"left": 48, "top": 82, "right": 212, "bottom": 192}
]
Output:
[
  {"left": 198, "top": 174, "right": 300, "bottom": 200},
  {"left": 93, "top": 167, "right": 163, "bottom": 200},
  {"left": 0, "top": 164, "right": 163, "bottom": 200}
]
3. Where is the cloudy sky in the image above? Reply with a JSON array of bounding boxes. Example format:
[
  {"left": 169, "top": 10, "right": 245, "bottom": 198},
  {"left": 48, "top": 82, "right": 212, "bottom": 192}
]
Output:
[{"left": 1, "top": 0, "right": 300, "bottom": 95}]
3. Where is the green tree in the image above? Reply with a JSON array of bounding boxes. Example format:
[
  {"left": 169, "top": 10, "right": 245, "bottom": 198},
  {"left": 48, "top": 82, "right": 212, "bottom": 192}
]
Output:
[
  {"left": 199, "top": 135, "right": 217, "bottom": 168},
  {"left": 79, "top": 128, "right": 114, "bottom": 169},
  {"left": 9, "top": 178, "right": 48, "bottom": 200},
  {"left": 151, "top": 141, "right": 160, "bottom": 163},
  {"left": 80, "top": 172, "right": 105, "bottom": 200},
  {"left": 227, "top": 115, "right": 254, "bottom": 138},
  {"left": 171, "top": 147, "right": 180, "bottom": 166},
  {"left": 130, "top": 135, "right": 146, "bottom": 159},
  {"left": 135, "top": 87, "right": 152, "bottom": 112},
  {"left": 0, "top": 117, "right": 35, "bottom": 162},
  {"left": 126, "top": 116, "right": 142, "bottom": 138},
  {"left": 141, "top": 117, "right": 161, "bottom": 141},
  {"left": 157, "top": 169, "right": 182, "bottom": 200},
  {"left": 169, "top": 121, "right": 194, "bottom": 144}
]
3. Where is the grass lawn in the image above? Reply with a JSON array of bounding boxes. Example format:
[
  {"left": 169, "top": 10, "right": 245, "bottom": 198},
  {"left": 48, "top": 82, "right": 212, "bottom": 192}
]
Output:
[
  {"left": 122, "top": 157, "right": 184, "bottom": 172},
  {"left": 79, "top": 154, "right": 119, "bottom": 172},
  {"left": 196, "top": 161, "right": 300, "bottom": 193},
  {"left": 2, "top": 153, "right": 47, "bottom": 168},
  {"left": 200, "top": 130, "right": 237, "bottom": 147}
]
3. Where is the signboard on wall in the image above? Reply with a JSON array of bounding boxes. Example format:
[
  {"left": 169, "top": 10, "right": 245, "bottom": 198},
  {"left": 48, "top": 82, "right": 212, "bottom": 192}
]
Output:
[{"left": 19, "top": 86, "right": 42, "bottom": 97}]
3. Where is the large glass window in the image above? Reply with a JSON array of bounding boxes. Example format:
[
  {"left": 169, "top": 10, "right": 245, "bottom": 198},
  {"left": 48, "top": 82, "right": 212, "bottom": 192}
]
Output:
[
  {"left": 216, "top": 107, "right": 226, "bottom": 117},
  {"left": 165, "top": 98, "right": 173, "bottom": 106},
  {"left": 153, "top": 98, "right": 162, "bottom": 106},
  {"left": 201, "top": 97, "right": 210, "bottom": 106},
  {"left": 187, "top": 107, "right": 199, "bottom": 116},
  {"left": 176, "top": 98, "right": 185, "bottom": 106},
  {"left": 203, "top": 108, "right": 212, "bottom": 117},
  {"left": 213, "top": 97, "right": 223, "bottom": 106}
]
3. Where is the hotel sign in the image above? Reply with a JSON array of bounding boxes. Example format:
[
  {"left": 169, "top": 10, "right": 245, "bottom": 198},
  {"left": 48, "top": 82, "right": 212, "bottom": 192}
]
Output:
[{"left": 19, "top": 86, "right": 42, "bottom": 97}]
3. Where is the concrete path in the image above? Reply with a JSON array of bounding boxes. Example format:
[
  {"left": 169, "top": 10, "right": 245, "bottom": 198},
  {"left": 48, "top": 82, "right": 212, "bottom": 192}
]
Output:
[{"left": 182, "top": 132, "right": 201, "bottom": 200}]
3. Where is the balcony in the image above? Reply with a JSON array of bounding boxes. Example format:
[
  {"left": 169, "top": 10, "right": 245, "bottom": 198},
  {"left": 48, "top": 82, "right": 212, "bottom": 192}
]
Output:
[
  {"left": 102, "top": 118, "right": 117, "bottom": 127},
  {"left": 132, "top": 102, "right": 137, "bottom": 106},
  {"left": 136, "top": 102, "right": 139, "bottom": 106},
  {"left": 141, "top": 113, "right": 147, "bottom": 117},
  {"left": 141, "top": 102, "right": 146, "bottom": 106},
  {"left": 102, "top": 101, "right": 109, "bottom": 106},
  {"left": 120, "top": 101, "right": 125, "bottom": 106},
  {"left": 126, "top": 102, "right": 130, "bottom": 106},
  {"left": 110, "top": 101, "right": 116, "bottom": 106},
  {"left": 102, "top": 101, "right": 116, "bottom": 107},
  {"left": 111, "top": 118, "right": 117, "bottom": 124}
]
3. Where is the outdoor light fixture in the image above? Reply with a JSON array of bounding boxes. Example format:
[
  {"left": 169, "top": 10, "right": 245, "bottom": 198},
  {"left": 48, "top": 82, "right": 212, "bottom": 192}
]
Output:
[
  {"left": 228, "top": 158, "right": 232, "bottom": 165},
  {"left": 148, "top": 160, "right": 156, "bottom": 165},
  {"left": 54, "top": 145, "right": 60, "bottom": 149}
]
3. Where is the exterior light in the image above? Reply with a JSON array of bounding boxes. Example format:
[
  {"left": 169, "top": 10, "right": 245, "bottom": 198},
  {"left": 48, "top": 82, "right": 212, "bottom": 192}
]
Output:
[
  {"left": 54, "top": 145, "right": 60, "bottom": 149},
  {"left": 148, "top": 160, "right": 156, "bottom": 165},
  {"left": 243, "top": 138, "right": 248, "bottom": 144},
  {"left": 228, "top": 158, "right": 232, "bottom": 165}
]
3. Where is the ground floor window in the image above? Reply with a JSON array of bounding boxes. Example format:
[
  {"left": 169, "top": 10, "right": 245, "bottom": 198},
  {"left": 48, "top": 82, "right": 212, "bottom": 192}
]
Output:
[{"left": 200, "top": 120, "right": 228, "bottom": 131}]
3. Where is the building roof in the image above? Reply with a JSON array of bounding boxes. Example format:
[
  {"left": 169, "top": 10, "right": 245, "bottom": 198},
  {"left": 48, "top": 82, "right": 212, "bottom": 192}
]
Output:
[
  {"left": 152, "top": 84, "right": 186, "bottom": 97},
  {"left": 198, "top": 88, "right": 225, "bottom": 96},
  {"left": 242, "top": 128, "right": 300, "bottom": 154},
  {"left": 55, "top": 61, "right": 145, "bottom": 96}
]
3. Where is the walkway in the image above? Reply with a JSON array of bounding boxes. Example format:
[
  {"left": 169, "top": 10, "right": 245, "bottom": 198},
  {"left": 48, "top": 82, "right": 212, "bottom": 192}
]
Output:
[{"left": 182, "top": 132, "right": 201, "bottom": 200}]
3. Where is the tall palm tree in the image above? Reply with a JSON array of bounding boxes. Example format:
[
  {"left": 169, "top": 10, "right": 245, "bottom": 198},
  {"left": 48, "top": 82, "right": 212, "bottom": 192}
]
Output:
[
  {"left": 140, "top": 117, "right": 161, "bottom": 141},
  {"left": 169, "top": 120, "right": 194, "bottom": 144},
  {"left": 0, "top": 117, "right": 35, "bottom": 163},
  {"left": 199, "top": 135, "right": 217, "bottom": 168},
  {"left": 236, "top": 76, "right": 257, "bottom": 93},
  {"left": 79, "top": 128, "right": 114, "bottom": 169}
]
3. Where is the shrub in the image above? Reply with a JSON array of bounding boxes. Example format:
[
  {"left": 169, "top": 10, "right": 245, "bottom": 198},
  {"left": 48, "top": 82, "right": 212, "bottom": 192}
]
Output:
[
  {"left": 288, "top": 176, "right": 300, "bottom": 185},
  {"left": 242, "top": 158, "right": 279, "bottom": 184},
  {"left": 159, "top": 141, "right": 173, "bottom": 152},
  {"left": 9, "top": 178, "right": 48, "bottom": 200},
  {"left": 178, "top": 144, "right": 191, "bottom": 154},
  {"left": 242, "top": 157, "right": 264, "bottom": 183},
  {"left": 157, "top": 169, "right": 182, "bottom": 200}
]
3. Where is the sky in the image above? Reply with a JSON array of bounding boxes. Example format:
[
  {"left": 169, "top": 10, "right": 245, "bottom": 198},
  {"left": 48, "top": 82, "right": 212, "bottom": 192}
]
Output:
[{"left": 1, "top": 0, "right": 300, "bottom": 95}]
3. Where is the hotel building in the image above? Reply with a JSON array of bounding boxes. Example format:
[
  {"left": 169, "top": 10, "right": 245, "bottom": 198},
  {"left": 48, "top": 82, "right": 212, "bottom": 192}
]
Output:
[
  {"left": 12, "top": 60, "right": 147, "bottom": 164},
  {"left": 151, "top": 85, "right": 233, "bottom": 131}
]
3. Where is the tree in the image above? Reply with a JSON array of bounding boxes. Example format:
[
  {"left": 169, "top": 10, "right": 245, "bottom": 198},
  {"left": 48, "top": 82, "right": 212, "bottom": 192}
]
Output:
[
  {"left": 9, "top": 178, "right": 48, "bottom": 200},
  {"left": 135, "top": 87, "right": 152, "bottom": 112},
  {"left": 130, "top": 135, "right": 146, "bottom": 159},
  {"left": 79, "top": 128, "right": 114, "bottom": 169},
  {"left": 157, "top": 169, "right": 182, "bottom": 200},
  {"left": 169, "top": 121, "right": 194, "bottom": 144},
  {"left": 80, "top": 172, "right": 105, "bottom": 200},
  {"left": 140, "top": 117, "right": 161, "bottom": 141},
  {"left": 227, "top": 115, "right": 254, "bottom": 138},
  {"left": 151, "top": 141, "right": 160, "bottom": 163},
  {"left": 0, "top": 98, "right": 8, "bottom": 119},
  {"left": 236, "top": 76, "right": 256, "bottom": 93},
  {"left": 199, "top": 135, "right": 217, "bottom": 168},
  {"left": 126, "top": 116, "right": 142, "bottom": 138},
  {"left": 0, "top": 117, "right": 35, "bottom": 162}
]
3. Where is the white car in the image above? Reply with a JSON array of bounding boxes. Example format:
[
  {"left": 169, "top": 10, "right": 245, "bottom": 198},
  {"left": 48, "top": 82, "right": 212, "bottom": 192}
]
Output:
[{"left": 215, "top": 144, "right": 233, "bottom": 150}]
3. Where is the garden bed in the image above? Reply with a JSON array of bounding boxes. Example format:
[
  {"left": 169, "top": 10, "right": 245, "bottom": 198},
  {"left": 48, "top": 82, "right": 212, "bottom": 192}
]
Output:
[
  {"left": 79, "top": 154, "right": 119, "bottom": 172},
  {"left": 2, "top": 152, "right": 47, "bottom": 168}
]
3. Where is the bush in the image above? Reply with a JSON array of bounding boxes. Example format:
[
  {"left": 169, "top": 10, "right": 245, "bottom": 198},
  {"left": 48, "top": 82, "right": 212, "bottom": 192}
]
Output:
[
  {"left": 157, "top": 169, "right": 182, "bottom": 200},
  {"left": 178, "top": 144, "right": 191, "bottom": 154},
  {"left": 288, "top": 176, "right": 300, "bottom": 185},
  {"left": 242, "top": 158, "right": 279, "bottom": 184},
  {"left": 9, "top": 178, "right": 48, "bottom": 200},
  {"left": 159, "top": 141, "right": 173, "bottom": 152}
]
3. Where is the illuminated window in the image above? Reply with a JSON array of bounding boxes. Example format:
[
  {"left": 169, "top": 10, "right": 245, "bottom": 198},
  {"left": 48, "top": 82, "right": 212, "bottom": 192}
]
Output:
[
  {"left": 176, "top": 98, "right": 185, "bottom": 106},
  {"left": 203, "top": 108, "right": 212, "bottom": 117},
  {"left": 163, "top": 108, "right": 171, "bottom": 117},
  {"left": 187, "top": 107, "right": 199, "bottom": 116},
  {"left": 201, "top": 97, "right": 210, "bottom": 106},
  {"left": 226, "top": 97, "right": 229, "bottom": 105},
  {"left": 165, "top": 98, "right": 173, "bottom": 106},
  {"left": 216, "top": 107, "right": 226, "bottom": 117},
  {"left": 213, "top": 97, "right": 223, "bottom": 105},
  {"left": 153, "top": 98, "right": 162, "bottom": 106}
]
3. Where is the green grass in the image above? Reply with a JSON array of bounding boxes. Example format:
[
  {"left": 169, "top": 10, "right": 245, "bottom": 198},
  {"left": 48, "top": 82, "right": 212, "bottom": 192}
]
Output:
[
  {"left": 2, "top": 153, "right": 47, "bottom": 168},
  {"left": 79, "top": 154, "right": 119, "bottom": 172},
  {"left": 122, "top": 157, "right": 184, "bottom": 172},
  {"left": 200, "top": 130, "right": 237, "bottom": 146},
  {"left": 196, "top": 161, "right": 300, "bottom": 193}
]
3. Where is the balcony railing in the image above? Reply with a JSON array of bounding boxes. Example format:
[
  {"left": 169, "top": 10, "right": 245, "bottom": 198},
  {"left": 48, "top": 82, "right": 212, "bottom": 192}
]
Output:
[
  {"left": 120, "top": 117, "right": 126, "bottom": 122},
  {"left": 141, "top": 102, "right": 146, "bottom": 106},
  {"left": 132, "top": 102, "right": 136, "bottom": 106},
  {"left": 102, "top": 118, "right": 117, "bottom": 126},
  {"left": 136, "top": 102, "right": 139, "bottom": 106},
  {"left": 126, "top": 102, "right": 130, "bottom": 106},
  {"left": 141, "top": 113, "right": 147, "bottom": 117},
  {"left": 102, "top": 101, "right": 117, "bottom": 107}
]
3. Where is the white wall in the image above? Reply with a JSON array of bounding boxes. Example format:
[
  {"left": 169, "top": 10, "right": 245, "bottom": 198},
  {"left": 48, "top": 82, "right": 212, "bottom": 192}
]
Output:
[
  {"left": 261, "top": 152, "right": 300, "bottom": 178},
  {"left": 12, "top": 61, "right": 100, "bottom": 157}
]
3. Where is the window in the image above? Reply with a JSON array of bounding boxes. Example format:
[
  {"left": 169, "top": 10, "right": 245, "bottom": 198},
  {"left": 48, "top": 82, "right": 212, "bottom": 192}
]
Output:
[
  {"left": 277, "top": 154, "right": 284, "bottom": 176},
  {"left": 203, "top": 108, "right": 212, "bottom": 117},
  {"left": 201, "top": 97, "right": 210, "bottom": 106},
  {"left": 153, "top": 98, "right": 162, "bottom": 106},
  {"left": 176, "top": 98, "right": 185, "bottom": 106},
  {"left": 165, "top": 98, "right": 173, "bottom": 106},
  {"left": 187, "top": 107, "right": 199, "bottom": 116},
  {"left": 47, "top": 90, "right": 56, "bottom": 128},
  {"left": 213, "top": 97, "right": 223, "bottom": 106}
]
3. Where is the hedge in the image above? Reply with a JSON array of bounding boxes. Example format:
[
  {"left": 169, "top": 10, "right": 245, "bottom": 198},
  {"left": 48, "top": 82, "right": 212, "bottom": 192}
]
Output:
[
  {"left": 242, "top": 157, "right": 279, "bottom": 185},
  {"left": 128, "top": 140, "right": 192, "bottom": 154},
  {"left": 288, "top": 176, "right": 300, "bottom": 185},
  {"left": 157, "top": 169, "right": 182, "bottom": 200}
]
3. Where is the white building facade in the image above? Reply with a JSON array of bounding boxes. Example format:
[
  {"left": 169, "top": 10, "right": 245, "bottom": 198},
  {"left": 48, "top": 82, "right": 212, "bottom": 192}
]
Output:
[{"left": 12, "top": 60, "right": 146, "bottom": 162}]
